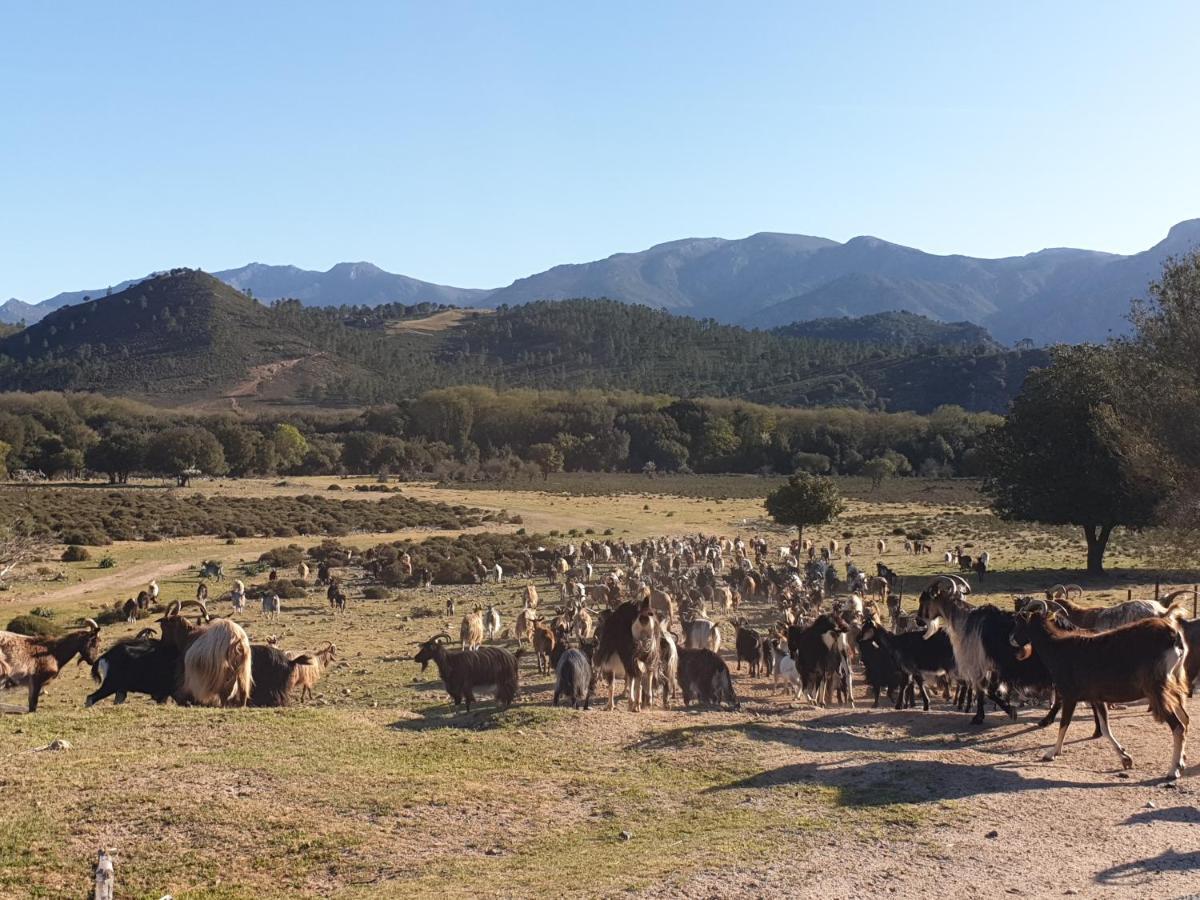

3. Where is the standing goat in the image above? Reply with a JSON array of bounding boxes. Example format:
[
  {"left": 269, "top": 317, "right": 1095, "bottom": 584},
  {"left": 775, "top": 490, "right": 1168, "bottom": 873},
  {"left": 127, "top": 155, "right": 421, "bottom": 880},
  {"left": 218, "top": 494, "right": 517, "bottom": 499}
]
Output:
[
  {"left": 414, "top": 633, "right": 519, "bottom": 711},
  {"left": 0, "top": 619, "right": 101, "bottom": 711},
  {"left": 1011, "top": 599, "right": 1190, "bottom": 781},
  {"left": 461, "top": 608, "right": 484, "bottom": 651},
  {"left": 289, "top": 641, "right": 337, "bottom": 702}
]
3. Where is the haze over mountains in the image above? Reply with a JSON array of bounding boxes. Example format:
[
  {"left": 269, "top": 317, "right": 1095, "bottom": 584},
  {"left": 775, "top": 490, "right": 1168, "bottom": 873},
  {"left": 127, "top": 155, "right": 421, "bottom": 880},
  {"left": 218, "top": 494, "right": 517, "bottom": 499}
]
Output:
[{"left": 5, "top": 220, "right": 1198, "bottom": 344}]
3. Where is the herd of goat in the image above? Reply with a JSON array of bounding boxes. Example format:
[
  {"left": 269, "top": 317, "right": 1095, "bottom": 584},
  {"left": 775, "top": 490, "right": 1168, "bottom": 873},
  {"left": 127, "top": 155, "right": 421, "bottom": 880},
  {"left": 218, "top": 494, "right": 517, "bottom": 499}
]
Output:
[{"left": 1, "top": 533, "right": 1197, "bottom": 781}]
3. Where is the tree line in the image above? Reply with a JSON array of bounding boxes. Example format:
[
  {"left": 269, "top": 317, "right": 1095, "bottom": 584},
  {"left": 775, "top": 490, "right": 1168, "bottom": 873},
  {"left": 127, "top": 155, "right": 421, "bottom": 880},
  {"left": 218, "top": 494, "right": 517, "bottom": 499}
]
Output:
[{"left": 0, "top": 388, "right": 999, "bottom": 486}]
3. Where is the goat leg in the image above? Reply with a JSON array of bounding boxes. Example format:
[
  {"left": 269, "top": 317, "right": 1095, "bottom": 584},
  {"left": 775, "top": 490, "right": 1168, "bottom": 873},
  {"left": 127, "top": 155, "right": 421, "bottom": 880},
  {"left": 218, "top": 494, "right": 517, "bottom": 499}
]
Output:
[
  {"left": 1093, "top": 703, "right": 1133, "bottom": 771},
  {"left": 1043, "top": 700, "right": 1075, "bottom": 761}
]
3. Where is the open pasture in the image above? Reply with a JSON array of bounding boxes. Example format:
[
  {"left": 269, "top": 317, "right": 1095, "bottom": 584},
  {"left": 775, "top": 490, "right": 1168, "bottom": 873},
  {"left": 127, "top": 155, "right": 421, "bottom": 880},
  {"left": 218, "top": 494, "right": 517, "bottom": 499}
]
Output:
[{"left": 1, "top": 477, "right": 1199, "bottom": 898}]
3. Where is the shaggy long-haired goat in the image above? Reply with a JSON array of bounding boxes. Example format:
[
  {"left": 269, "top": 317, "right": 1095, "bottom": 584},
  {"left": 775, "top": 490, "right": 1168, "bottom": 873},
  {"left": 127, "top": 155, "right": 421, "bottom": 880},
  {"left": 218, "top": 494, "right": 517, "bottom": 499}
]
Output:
[
  {"left": 158, "top": 600, "right": 252, "bottom": 706},
  {"left": 413, "top": 632, "right": 518, "bottom": 711}
]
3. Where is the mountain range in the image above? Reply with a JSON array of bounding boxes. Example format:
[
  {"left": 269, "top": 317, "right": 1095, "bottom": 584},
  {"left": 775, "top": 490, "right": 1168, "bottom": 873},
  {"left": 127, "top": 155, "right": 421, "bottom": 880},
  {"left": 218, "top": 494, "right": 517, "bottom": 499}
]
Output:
[{"left": 5, "top": 220, "right": 1198, "bottom": 343}]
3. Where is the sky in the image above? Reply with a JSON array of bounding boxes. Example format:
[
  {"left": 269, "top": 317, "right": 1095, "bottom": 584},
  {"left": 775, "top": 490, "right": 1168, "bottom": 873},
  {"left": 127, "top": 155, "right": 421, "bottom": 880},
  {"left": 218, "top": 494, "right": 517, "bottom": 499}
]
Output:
[{"left": 2, "top": 1, "right": 1198, "bottom": 301}]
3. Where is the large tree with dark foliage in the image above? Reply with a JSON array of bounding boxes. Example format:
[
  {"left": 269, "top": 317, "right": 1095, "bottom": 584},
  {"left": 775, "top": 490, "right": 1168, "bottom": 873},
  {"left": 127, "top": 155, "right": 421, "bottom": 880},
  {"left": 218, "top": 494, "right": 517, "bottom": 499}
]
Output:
[{"left": 982, "top": 344, "right": 1171, "bottom": 574}]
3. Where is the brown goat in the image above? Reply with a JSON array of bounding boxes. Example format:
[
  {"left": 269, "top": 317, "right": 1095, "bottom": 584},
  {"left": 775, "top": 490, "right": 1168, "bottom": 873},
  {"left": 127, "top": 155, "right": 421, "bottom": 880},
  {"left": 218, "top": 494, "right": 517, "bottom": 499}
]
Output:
[
  {"left": 1011, "top": 600, "right": 1190, "bottom": 781},
  {"left": 0, "top": 619, "right": 101, "bottom": 711},
  {"left": 460, "top": 608, "right": 484, "bottom": 651},
  {"left": 289, "top": 641, "right": 337, "bottom": 702},
  {"left": 532, "top": 621, "right": 556, "bottom": 674}
]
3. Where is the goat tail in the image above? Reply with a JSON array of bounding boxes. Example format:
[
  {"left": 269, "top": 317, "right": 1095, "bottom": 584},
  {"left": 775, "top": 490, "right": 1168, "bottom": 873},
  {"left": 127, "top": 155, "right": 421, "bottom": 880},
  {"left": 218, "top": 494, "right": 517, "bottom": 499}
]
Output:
[{"left": 1147, "top": 670, "right": 1190, "bottom": 726}]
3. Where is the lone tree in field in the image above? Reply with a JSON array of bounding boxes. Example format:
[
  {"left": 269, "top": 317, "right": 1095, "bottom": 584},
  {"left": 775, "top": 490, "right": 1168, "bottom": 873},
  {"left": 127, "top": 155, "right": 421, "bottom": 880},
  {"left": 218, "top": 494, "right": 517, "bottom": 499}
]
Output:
[
  {"left": 764, "top": 473, "right": 845, "bottom": 545},
  {"left": 147, "top": 426, "right": 228, "bottom": 487},
  {"left": 981, "top": 344, "right": 1171, "bottom": 575}
]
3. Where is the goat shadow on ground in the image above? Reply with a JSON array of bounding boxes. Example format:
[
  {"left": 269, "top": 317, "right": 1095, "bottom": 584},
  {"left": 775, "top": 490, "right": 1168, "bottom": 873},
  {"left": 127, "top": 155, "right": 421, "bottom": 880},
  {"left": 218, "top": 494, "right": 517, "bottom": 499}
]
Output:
[
  {"left": 1094, "top": 849, "right": 1200, "bottom": 885},
  {"left": 1121, "top": 806, "right": 1200, "bottom": 827},
  {"left": 388, "top": 704, "right": 511, "bottom": 732},
  {"left": 706, "top": 758, "right": 1115, "bottom": 805}
]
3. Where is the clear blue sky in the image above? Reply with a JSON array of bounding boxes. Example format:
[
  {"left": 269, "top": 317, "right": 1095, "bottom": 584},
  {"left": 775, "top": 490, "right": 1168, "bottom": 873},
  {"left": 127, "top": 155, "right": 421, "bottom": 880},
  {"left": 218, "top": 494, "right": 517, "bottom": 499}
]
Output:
[{"left": 2, "top": 1, "right": 1198, "bottom": 300}]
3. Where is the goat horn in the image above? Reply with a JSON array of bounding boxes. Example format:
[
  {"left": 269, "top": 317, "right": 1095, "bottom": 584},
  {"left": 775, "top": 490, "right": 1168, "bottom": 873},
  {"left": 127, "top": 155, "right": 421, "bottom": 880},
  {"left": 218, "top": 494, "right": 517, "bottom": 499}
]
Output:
[
  {"left": 166, "top": 601, "right": 181, "bottom": 618},
  {"left": 949, "top": 575, "right": 971, "bottom": 593},
  {"left": 1064, "top": 584, "right": 1083, "bottom": 599},
  {"left": 319, "top": 640, "right": 334, "bottom": 651},
  {"left": 1022, "top": 598, "right": 1050, "bottom": 615},
  {"left": 431, "top": 632, "right": 452, "bottom": 643},
  {"left": 1162, "top": 589, "right": 1199, "bottom": 604},
  {"left": 83, "top": 618, "right": 99, "bottom": 633},
  {"left": 135, "top": 627, "right": 158, "bottom": 639},
  {"left": 1045, "top": 583, "right": 1067, "bottom": 599}
]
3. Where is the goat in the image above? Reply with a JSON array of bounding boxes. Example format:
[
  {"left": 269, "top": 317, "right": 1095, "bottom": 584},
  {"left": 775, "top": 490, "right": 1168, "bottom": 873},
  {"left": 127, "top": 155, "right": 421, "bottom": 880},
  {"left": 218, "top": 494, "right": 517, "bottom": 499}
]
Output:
[
  {"left": 770, "top": 638, "right": 803, "bottom": 700},
  {"left": 122, "top": 598, "right": 138, "bottom": 623},
  {"left": 414, "top": 633, "right": 519, "bottom": 711},
  {"left": 0, "top": 619, "right": 102, "bottom": 711},
  {"left": 1011, "top": 599, "right": 1190, "bottom": 781},
  {"left": 571, "top": 605, "right": 594, "bottom": 640},
  {"left": 483, "top": 604, "right": 501, "bottom": 641},
  {"left": 461, "top": 608, "right": 484, "bottom": 651},
  {"left": 859, "top": 617, "right": 955, "bottom": 711},
  {"left": 523, "top": 584, "right": 539, "bottom": 609},
  {"left": 553, "top": 648, "right": 592, "bottom": 709},
  {"left": 628, "top": 601, "right": 662, "bottom": 711},
  {"left": 532, "top": 620, "right": 556, "bottom": 674},
  {"left": 289, "top": 641, "right": 337, "bottom": 702},
  {"left": 675, "top": 648, "right": 738, "bottom": 709},
  {"left": 86, "top": 628, "right": 180, "bottom": 707},
  {"left": 919, "top": 577, "right": 1063, "bottom": 726},
  {"left": 855, "top": 621, "right": 906, "bottom": 707},
  {"left": 659, "top": 628, "right": 679, "bottom": 708},
  {"left": 682, "top": 616, "right": 721, "bottom": 653},
  {"left": 249, "top": 644, "right": 316, "bottom": 707},
  {"left": 514, "top": 605, "right": 537, "bottom": 647},
  {"left": 1183, "top": 617, "right": 1200, "bottom": 696},
  {"left": 733, "top": 619, "right": 766, "bottom": 676},
  {"left": 158, "top": 600, "right": 252, "bottom": 707},
  {"left": 1040, "top": 586, "right": 1192, "bottom": 632},
  {"left": 786, "top": 613, "right": 852, "bottom": 705},
  {"left": 593, "top": 601, "right": 640, "bottom": 711}
]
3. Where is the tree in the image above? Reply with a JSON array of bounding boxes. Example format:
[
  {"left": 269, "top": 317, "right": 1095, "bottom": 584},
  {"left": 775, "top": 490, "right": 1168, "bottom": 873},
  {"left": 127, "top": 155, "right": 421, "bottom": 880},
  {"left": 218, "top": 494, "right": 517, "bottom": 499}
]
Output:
[
  {"left": 862, "top": 456, "right": 896, "bottom": 490},
  {"left": 527, "top": 443, "right": 564, "bottom": 481},
  {"left": 981, "top": 345, "right": 1171, "bottom": 574},
  {"left": 272, "top": 423, "right": 308, "bottom": 472},
  {"left": 85, "top": 430, "right": 147, "bottom": 484},
  {"left": 147, "top": 427, "right": 228, "bottom": 486},
  {"left": 33, "top": 435, "right": 84, "bottom": 479},
  {"left": 764, "top": 473, "right": 845, "bottom": 545}
]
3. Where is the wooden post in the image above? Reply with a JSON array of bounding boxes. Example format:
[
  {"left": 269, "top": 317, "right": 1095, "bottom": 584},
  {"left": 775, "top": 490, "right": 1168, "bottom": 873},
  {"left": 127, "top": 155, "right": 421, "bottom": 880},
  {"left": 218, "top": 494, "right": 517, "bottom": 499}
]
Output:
[
  {"left": 94, "top": 849, "right": 114, "bottom": 900},
  {"left": 1193, "top": 585, "right": 1197, "bottom": 619},
  {"left": 1155, "top": 581, "right": 1161, "bottom": 603},
  {"left": 1127, "top": 589, "right": 1132, "bottom": 602}
]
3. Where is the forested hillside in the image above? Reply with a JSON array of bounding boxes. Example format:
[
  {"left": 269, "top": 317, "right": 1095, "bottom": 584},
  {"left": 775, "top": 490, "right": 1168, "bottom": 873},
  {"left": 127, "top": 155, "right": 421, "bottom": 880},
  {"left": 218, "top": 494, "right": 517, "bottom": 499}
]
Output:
[{"left": 0, "top": 272, "right": 1043, "bottom": 413}]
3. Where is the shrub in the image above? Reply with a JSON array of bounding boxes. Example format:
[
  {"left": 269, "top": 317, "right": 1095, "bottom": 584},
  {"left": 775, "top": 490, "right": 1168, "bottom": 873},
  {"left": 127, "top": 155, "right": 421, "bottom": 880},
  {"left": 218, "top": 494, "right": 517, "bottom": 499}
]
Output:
[
  {"left": 61, "top": 545, "right": 91, "bottom": 562},
  {"left": 60, "top": 529, "right": 111, "bottom": 547},
  {"left": 272, "top": 581, "right": 307, "bottom": 600},
  {"left": 327, "top": 484, "right": 342, "bottom": 491},
  {"left": 98, "top": 555, "right": 117, "bottom": 569},
  {"left": 259, "top": 545, "right": 305, "bottom": 568},
  {"left": 29, "top": 607, "right": 54, "bottom": 618},
  {"left": 410, "top": 605, "right": 437, "bottom": 618},
  {"left": 5, "top": 615, "right": 63, "bottom": 637},
  {"left": 362, "top": 586, "right": 391, "bottom": 600},
  {"left": 273, "top": 526, "right": 299, "bottom": 538}
]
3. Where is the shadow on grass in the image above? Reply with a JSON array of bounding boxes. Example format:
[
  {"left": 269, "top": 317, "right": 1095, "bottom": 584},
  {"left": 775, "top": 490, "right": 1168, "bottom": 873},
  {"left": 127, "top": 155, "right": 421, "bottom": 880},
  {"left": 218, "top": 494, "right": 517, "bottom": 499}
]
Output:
[
  {"left": 1121, "top": 805, "right": 1200, "bottom": 827},
  {"left": 1095, "top": 848, "right": 1200, "bottom": 885}
]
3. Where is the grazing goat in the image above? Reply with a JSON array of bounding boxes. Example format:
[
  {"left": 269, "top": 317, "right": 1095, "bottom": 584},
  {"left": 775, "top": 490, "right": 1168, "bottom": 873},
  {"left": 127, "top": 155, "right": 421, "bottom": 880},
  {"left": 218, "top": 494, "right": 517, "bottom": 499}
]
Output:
[
  {"left": 682, "top": 616, "right": 721, "bottom": 653},
  {"left": 414, "top": 633, "right": 519, "bottom": 711},
  {"left": 0, "top": 619, "right": 102, "bottom": 711},
  {"left": 1011, "top": 599, "right": 1190, "bottom": 781},
  {"left": 553, "top": 648, "right": 593, "bottom": 709},
  {"left": 289, "top": 641, "right": 337, "bottom": 702},
  {"left": 158, "top": 600, "right": 252, "bottom": 707},
  {"left": 461, "top": 608, "right": 484, "bottom": 651},
  {"left": 86, "top": 628, "right": 180, "bottom": 707},
  {"left": 675, "top": 648, "right": 738, "bottom": 709}
]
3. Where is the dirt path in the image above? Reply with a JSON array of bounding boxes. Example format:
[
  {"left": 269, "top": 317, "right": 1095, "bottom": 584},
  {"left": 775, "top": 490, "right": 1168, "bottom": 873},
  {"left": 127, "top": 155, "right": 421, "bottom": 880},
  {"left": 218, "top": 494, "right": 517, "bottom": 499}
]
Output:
[
  {"left": 224, "top": 356, "right": 312, "bottom": 399},
  {"left": 23, "top": 560, "right": 194, "bottom": 608}
]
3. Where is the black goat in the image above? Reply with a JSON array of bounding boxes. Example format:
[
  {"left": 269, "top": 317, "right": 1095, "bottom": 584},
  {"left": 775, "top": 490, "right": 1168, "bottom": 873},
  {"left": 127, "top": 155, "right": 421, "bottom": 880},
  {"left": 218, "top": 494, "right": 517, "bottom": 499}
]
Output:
[
  {"left": 859, "top": 618, "right": 954, "bottom": 710},
  {"left": 553, "top": 648, "right": 593, "bottom": 709},
  {"left": 413, "top": 633, "right": 519, "bottom": 712},
  {"left": 733, "top": 620, "right": 766, "bottom": 676},
  {"left": 248, "top": 644, "right": 315, "bottom": 707},
  {"left": 787, "top": 613, "right": 852, "bottom": 705},
  {"left": 86, "top": 629, "right": 180, "bottom": 707},
  {"left": 675, "top": 648, "right": 738, "bottom": 709},
  {"left": 855, "top": 621, "right": 905, "bottom": 707}
]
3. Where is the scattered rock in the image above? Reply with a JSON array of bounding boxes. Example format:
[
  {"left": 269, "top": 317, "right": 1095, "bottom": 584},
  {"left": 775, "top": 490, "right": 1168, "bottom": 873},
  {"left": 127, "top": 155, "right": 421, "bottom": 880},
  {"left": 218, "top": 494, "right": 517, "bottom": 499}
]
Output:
[
  {"left": 985, "top": 830, "right": 999, "bottom": 839},
  {"left": 1145, "top": 801, "right": 1156, "bottom": 809},
  {"left": 619, "top": 830, "right": 633, "bottom": 842},
  {"left": 1116, "top": 772, "right": 1130, "bottom": 779}
]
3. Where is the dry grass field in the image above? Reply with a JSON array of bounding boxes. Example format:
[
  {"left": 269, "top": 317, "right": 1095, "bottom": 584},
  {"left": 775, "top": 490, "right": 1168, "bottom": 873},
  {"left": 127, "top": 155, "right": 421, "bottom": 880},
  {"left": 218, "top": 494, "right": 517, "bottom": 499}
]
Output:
[{"left": 1, "top": 476, "right": 1199, "bottom": 898}]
